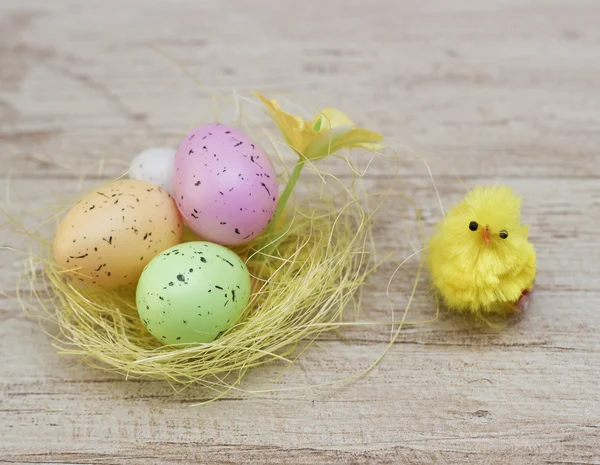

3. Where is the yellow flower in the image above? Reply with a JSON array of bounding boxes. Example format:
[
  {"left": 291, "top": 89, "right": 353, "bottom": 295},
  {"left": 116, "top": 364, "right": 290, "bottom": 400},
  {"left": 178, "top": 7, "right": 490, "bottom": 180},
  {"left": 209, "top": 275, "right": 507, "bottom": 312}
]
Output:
[{"left": 257, "top": 93, "right": 383, "bottom": 161}]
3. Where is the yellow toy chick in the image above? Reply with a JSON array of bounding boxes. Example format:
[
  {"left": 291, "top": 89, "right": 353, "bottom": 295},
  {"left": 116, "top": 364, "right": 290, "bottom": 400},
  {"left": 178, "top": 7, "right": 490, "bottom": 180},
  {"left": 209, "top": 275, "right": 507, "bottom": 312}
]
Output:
[{"left": 427, "top": 185, "right": 536, "bottom": 317}]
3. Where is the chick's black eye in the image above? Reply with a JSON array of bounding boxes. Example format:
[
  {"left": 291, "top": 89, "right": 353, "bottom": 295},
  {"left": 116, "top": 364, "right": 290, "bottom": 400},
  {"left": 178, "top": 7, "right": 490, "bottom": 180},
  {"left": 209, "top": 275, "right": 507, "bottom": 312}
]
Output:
[
  {"left": 469, "top": 221, "right": 478, "bottom": 231},
  {"left": 499, "top": 230, "right": 508, "bottom": 239}
]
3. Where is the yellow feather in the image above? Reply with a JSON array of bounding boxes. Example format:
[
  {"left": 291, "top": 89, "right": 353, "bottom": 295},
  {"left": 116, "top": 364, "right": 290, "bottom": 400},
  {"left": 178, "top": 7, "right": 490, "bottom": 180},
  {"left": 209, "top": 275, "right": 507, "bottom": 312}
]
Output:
[{"left": 427, "top": 185, "right": 536, "bottom": 317}]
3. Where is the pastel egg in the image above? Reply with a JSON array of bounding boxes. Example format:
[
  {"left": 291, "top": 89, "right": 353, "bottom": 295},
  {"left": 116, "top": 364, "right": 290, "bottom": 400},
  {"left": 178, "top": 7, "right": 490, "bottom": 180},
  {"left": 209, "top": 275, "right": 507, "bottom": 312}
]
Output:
[
  {"left": 136, "top": 241, "right": 252, "bottom": 344},
  {"left": 129, "top": 147, "right": 176, "bottom": 195},
  {"left": 173, "top": 124, "right": 278, "bottom": 246},
  {"left": 53, "top": 180, "right": 184, "bottom": 287}
]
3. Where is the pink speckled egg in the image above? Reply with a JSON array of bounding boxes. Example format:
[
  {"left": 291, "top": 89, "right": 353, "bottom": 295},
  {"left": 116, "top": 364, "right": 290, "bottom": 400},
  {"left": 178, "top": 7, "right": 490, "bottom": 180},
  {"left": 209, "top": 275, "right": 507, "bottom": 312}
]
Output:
[{"left": 173, "top": 124, "right": 278, "bottom": 245}]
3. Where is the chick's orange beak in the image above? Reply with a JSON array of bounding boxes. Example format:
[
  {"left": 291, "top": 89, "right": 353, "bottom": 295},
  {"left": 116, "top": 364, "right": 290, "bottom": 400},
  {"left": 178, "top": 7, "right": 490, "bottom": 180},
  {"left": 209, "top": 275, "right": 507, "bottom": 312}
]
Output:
[{"left": 483, "top": 227, "right": 490, "bottom": 246}]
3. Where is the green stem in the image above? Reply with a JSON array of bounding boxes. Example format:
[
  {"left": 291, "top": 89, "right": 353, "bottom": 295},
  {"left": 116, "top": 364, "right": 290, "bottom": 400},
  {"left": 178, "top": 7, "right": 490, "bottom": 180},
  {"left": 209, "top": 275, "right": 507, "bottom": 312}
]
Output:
[
  {"left": 260, "top": 158, "right": 306, "bottom": 252},
  {"left": 273, "top": 160, "right": 305, "bottom": 229}
]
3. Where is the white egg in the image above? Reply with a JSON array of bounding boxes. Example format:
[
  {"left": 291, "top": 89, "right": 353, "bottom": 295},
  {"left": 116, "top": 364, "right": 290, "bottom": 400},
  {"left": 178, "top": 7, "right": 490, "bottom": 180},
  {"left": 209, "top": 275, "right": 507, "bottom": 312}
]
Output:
[{"left": 129, "top": 148, "right": 176, "bottom": 195}]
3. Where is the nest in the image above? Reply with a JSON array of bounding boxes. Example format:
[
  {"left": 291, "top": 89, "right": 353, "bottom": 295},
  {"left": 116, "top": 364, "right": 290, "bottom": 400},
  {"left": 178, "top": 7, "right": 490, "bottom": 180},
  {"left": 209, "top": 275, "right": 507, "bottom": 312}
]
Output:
[{"left": 25, "top": 183, "right": 374, "bottom": 397}]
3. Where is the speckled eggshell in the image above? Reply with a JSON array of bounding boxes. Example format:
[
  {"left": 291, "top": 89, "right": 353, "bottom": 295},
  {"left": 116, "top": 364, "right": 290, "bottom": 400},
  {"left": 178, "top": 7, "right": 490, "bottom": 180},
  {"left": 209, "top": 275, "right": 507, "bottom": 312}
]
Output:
[
  {"left": 136, "top": 241, "right": 252, "bottom": 345},
  {"left": 173, "top": 124, "right": 278, "bottom": 246},
  {"left": 53, "top": 180, "right": 184, "bottom": 287},
  {"left": 129, "top": 147, "right": 176, "bottom": 195}
]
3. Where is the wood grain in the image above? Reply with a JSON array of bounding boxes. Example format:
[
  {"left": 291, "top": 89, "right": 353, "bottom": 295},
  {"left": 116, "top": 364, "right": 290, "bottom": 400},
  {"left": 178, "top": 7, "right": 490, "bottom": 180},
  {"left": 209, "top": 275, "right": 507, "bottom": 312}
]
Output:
[{"left": 1, "top": 0, "right": 599, "bottom": 464}]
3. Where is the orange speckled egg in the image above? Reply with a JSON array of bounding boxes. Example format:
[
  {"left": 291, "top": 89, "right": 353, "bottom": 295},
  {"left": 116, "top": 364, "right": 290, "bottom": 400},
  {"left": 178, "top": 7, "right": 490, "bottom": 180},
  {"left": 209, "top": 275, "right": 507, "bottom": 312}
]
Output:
[{"left": 53, "top": 180, "right": 184, "bottom": 287}]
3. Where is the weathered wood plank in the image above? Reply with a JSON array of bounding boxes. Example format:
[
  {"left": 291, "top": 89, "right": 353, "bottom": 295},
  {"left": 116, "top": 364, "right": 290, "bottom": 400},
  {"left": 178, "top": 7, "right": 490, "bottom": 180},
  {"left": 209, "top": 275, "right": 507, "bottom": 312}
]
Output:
[
  {"left": 1, "top": 308, "right": 599, "bottom": 464},
  {"left": 1, "top": 1, "right": 600, "bottom": 180},
  {"left": 2, "top": 177, "right": 599, "bottom": 293}
]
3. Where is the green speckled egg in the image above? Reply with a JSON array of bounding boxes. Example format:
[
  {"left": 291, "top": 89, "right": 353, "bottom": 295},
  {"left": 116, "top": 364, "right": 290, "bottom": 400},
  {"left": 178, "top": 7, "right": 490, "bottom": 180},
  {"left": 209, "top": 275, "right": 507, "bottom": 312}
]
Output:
[{"left": 136, "top": 241, "right": 251, "bottom": 344}]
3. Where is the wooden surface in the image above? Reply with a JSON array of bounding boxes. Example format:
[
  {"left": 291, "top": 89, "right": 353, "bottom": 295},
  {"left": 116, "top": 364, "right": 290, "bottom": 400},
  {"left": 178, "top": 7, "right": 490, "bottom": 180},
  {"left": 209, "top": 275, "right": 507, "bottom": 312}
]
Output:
[{"left": 1, "top": 0, "right": 599, "bottom": 463}]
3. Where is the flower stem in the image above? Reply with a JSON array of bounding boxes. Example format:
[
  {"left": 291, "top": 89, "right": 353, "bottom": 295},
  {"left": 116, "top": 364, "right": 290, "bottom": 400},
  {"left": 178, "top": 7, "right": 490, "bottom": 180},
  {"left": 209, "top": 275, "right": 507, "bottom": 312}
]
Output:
[
  {"left": 260, "top": 159, "right": 305, "bottom": 252},
  {"left": 274, "top": 160, "right": 305, "bottom": 229}
]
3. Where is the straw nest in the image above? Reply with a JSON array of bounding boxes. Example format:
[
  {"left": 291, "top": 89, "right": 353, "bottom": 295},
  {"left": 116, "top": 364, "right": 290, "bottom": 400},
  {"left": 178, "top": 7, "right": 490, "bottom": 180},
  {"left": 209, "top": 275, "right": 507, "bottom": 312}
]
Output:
[{"left": 28, "top": 186, "right": 373, "bottom": 394}]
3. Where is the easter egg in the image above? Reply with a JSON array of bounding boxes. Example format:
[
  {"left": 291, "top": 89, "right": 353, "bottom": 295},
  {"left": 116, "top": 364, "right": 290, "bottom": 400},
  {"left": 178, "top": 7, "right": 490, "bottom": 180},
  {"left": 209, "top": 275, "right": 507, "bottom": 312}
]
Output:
[
  {"left": 173, "top": 124, "right": 278, "bottom": 246},
  {"left": 136, "top": 241, "right": 252, "bottom": 344},
  {"left": 53, "top": 180, "right": 184, "bottom": 287},
  {"left": 129, "top": 147, "right": 176, "bottom": 195}
]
